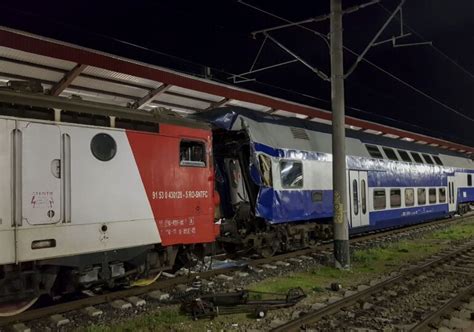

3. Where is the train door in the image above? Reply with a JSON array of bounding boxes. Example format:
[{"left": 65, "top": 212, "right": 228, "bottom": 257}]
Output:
[
  {"left": 18, "top": 122, "right": 62, "bottom": 225},
  {"left": 447, "top": 176, "right": 457, "bottom": 213},
  {"left": 349, "top": 170, "right": 369, "bottom": 228},
  {"left": 224, "top": 158, "right": 248, "bottom": 206}
]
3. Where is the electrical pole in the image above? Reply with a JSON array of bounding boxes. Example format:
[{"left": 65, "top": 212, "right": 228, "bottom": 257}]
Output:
[{"left": 330, "top": 0, "right": 350, "bottom": 269}]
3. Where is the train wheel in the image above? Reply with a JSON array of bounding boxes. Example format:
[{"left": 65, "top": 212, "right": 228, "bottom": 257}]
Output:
[
  {"left": 259, "top": 239, "right": 279, "bottom": 258},
  {"left": 0, "top": 297, "right": 38, "bottom": 317},
  {"left": 258, "top": 233, "right": 280, "bottom": 258}
]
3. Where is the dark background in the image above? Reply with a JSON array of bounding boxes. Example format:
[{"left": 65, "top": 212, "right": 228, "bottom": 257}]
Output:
[{"left": 1, "top": 0, "right": 473, "bottom": 145}]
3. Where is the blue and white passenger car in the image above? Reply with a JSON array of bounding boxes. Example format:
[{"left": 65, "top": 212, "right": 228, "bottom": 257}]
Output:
[{"left": 202, "top": 107, "right": 474, "bottom": 254}]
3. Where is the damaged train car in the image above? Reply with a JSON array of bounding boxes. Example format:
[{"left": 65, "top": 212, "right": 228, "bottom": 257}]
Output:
[{"left": 199, "top": 107, "right": 474, "bottom": 257}]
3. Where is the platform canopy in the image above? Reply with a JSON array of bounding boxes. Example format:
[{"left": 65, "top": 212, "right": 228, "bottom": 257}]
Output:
[{"left": 0, "top": 26, "right": 473, "bottom": 155}]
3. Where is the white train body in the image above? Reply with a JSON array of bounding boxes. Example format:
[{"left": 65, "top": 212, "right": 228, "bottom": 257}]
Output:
[{"left": 0, "top": 118, "right": 161, "bottom": 265}]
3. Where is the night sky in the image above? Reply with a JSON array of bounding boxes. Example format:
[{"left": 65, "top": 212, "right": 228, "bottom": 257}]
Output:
[{"left": 1, "top": 1, "right": 473, "bottom": 146}]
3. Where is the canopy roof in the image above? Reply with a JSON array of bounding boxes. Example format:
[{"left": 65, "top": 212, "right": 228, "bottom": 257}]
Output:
[{"left": 0, "top": 26, "right": 472, "bottom": 155}]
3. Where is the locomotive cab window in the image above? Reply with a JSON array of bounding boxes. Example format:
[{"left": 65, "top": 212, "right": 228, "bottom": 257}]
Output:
[
  {"left": 397, "top": 150, "right": 412, "bottom": 163},
  {"left": 410, "top": 152, "right": 424, "bottom": 164},
  {"left": 91, "top": 133, "right": 117, "bottom": 162},
  {"left": 280, "top": 160, "right": 303, "bottom": 188},
  {"left": 383, "top": 147, "right": 399, "bottom": 161},
  {"left": 468, "top": 174, "right": 472, "bottom": 187},
  {"left": 365, "top": 144, "right": 383, "bottom": 159},
  {"left": 180, "top": 140, "right": 206, "bottom": 167}
]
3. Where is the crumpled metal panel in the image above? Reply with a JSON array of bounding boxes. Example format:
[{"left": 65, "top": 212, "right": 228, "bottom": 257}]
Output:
[{"left": 256, "top": 187, "right": 333, "bottom": 223}]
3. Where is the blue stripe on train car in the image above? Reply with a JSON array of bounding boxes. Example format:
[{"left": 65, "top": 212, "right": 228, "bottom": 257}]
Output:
[
  {"left": 458, "top": 187, "right": 474, "bottom": 203},
  {"left": 367, "top": 170, "right": 447, "bottom": 187},
  {"left": 256, "top": 188, "right": 333, "bottom": 223},
  {"left": 369, "top": 204, "right": 448, "bottom": 228}
]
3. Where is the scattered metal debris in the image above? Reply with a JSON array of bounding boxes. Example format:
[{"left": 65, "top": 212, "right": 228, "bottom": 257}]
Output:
[{"left": 181, "top": 288, "right": 306, "bottom": 320}]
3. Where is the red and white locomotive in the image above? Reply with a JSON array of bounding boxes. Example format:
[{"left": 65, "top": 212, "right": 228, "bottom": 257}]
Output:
[{"left": 0, "top": 88, "right": 219, "bottom": 315}]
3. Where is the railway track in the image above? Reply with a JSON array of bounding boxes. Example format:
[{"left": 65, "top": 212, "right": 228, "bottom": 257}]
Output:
[
  {"left": 0, "top": 214, "right": 471, "bottom": 330},
  {"left": 411, "top": 284, "right": 474, "bottom": 332},
  {"left": 271, "top": 235, "right": 474, "bottom": 332}
]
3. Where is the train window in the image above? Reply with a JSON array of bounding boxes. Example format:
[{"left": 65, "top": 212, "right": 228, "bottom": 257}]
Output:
[
  {"left": 422, "top": 154, "right": 434, "bottom": 165},
  {"left": 383, "top": 147, "right": 399, "bottom": 161},
  {"left": 373, "top": 189, "right": 386, "bottom": 210},
  {"left": 433, "top": 156, "right": 443, "bottom": 166},
  {"left": 417, "top": 188, "right": 426, "bottom": 205},
  {"left": 410, "top": 152, "right": 424, "bottom": 164},
  {"left": 439, "top": 188, "right": 446, "bottom": 203},
  {"left": 397, "top": 150, "right": 412, "bottom": 163},
  {"left": 90, "top": 133, "right": 117, "bottom": 162},
  {"left": 280, "top": 160, "right": 303, "bottom": 188},
  {"left": 390, "top": 189, "right": 401, "bottom": 208},
  {"left": 468, "top": 174, "right": 472, "bottom": 187},
  {"left": 353, "top": 180, "right": 359, "bottom": 216},
  {"left": 451, "top": 183, "right": 454, "bottom": 204},
  {"left": 258, "top": 154, "right": 273, "bottom": 187},
  {"left": 180, "top": 140, "right": 206, "bottom": 167},
  {"left": 365, "top": 144, "right": 383, "bottom": 159},
  {"left": 361, "top": 180, "right": 367, "bottom": 214},
  {"left": 429, "top": 188, "right": 437, "bottom": 204},
  {"left": 405, "top": 188, "right": 415, "bottom": 207}
]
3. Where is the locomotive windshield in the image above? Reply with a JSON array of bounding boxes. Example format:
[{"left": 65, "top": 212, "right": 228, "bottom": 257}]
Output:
[{"left": 180, "top": 140, "right": 206, "bottom": 167}]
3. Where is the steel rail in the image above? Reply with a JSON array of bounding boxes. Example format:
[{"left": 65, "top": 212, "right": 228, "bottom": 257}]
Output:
[
  {"left": 410, "top": 284, "right": 474, "bottom": 332},
  {"left": 271, "top": 238, "right": 474, "bottom": 332}
]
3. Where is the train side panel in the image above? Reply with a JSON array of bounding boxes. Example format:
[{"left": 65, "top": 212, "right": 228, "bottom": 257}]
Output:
[
  {"left": 14, "top": 121, "right": 160, "bottom": 263},
  {"left": 6, "top": 119, "right": 217, "bottom": 264},
  {"left": 0, "top": 119, "right": 15, "bottom": 265},
  {"left": 127, "top": 124, "right": 217, "bottom": 246}
]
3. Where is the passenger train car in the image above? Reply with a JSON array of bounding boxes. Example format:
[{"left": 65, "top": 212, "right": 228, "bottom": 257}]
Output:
[
  {"left": 0, "top": 95, "right": 219, "bottom": 316},
  {"left": 201, "top": 107, "right": 474, "bottom": 256}
]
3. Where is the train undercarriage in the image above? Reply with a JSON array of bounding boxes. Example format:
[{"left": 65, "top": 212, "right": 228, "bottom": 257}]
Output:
[{"left": 0, "top": 244, "right": 202, "bottom": 316}]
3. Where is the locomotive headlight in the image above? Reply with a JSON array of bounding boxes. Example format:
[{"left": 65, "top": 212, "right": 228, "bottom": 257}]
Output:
[{"left": 31, "top": 239, "right": 56, "bottom": 250}]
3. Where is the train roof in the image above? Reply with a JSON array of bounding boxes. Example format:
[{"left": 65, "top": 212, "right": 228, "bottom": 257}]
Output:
[{"left": 198, "top": 106, "right": 470, "bottom": 160}]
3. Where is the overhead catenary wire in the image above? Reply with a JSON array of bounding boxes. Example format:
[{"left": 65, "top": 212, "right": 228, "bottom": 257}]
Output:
[
  {"left": 377, "top": 2, "right": 474, "bottom": 83},
  {"left": 249, "top": 35, "right": 268, "bottom": 72},
  {"left": 238, "top": 0, "right": 474, "bottom": 124},
  {"left": 237, "top": 0, "right": 330, "bottom": 48}
]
